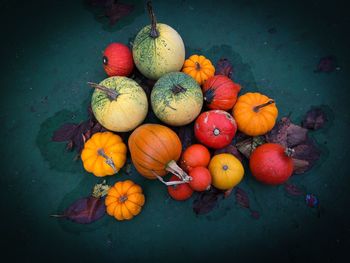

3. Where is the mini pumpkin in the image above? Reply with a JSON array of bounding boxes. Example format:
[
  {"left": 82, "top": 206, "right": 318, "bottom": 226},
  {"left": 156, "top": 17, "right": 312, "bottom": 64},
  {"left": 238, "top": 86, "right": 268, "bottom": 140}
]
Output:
[
  {"left": 105, "top": 180, "right": 145, "bottom": 220},
  {"left": 81, "top": 132, "right": 127, "bottom": 177},
  {"left": 233, "top": 92, "right": 278, "bottom": 136},
  {"left": 103, "top": 43, "right": 134, "bottom": 77},
  {"left": 182, "top": 55, "right": 215, "bottom": 85}
]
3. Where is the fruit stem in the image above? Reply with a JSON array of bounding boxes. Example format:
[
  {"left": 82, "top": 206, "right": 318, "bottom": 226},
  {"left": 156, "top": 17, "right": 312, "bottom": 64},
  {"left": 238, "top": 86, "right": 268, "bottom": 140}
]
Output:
[
  {"left": 213, "top": 128, "right": 220, "bottom": 136},
  {"left": 88, "top": 82, "right": 119, "bottom": 101},
  {"left": 285, "top": 148, "right": 295, "bottom": 157},
  {"left": 98, "top": 148, "right": 118, "bottom": 173},
  {"left": 147, "top": 1, "right": 159, "bottom": 38},
  {"left": 253, "top": 100, "right": 275, "bottom": 112},
  {"left": 166, "top": 160, "right": 191, "bottom": 182},
  {"left": 171, "top": 84, "right": 187, "bottom": 95},
  {"left": 151, "top": 171, "right": 189, "bottom": 186},
  {"left": 195, "top": 61, "right": 201, "bottom": 70}
]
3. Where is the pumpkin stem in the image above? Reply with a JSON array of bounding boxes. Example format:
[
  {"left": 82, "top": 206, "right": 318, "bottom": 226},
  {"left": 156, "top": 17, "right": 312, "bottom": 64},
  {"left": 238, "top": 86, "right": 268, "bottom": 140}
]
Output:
[
  {"left": 285, "top": 148, "right": 295, "bottom": 157},
  {"left": 88, "top": 82, "right": 120, "bottom": 101},
  {"left": 213, "top": 128, "right": 220, "bottom": 136},
  {"left": 152, "top": 172, "right": 189, "bottom": 186},
  {"left": 119, "top": 195, "right": 128, "bottom": 203},
  {"left": 195, "top": 61, "right": 201, "bottom": 70},
  {"left": 97, "top": 148, "right": 118, "bottom": 173},
  {"left": 171, "top": 84, "right": 187, "bottom": 95},
  {"left": 147, "top": 1, "right": 159, "bottom": 38},
  {"left": 203, "top": 88, "right": 215, "bottom": 103},
  {"left": 50, "top": 214, "right": 66, "bottom": 218},
  {"left": 166, "top": 160, "right": 191, "bottom": 182},
  {"left": 253, "top": 100, "right": 275, "bottom": 112}
]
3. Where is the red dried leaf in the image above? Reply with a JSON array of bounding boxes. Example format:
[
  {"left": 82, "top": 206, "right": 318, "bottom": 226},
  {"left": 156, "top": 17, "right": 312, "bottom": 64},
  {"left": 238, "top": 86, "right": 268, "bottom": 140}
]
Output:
[
  {"left": 284, "top": 183, "right": 305, "bottom": 196},
  {"left": 52, "top": 196, "right": 106, "bottom": 224},
  {"left": 235, "top": 187, "right": 250, "bottom": 208},
  {"left": 224, "top": 188, "right": 233, "bottom": 198},
  {"left": 193, "top": 187, "right": 224, "bottom": 215},
  {"left": 215, "top": 58, "right": 233, "bottom": 78},
  {"left": 302, "top": 107, "right": 327, "bottom": 130},
  {"left": 292, "top": 158, "right": 310, "bottom": 174},
  {"left": 52, "top": 123, "right": 78, "bottom": 142}
]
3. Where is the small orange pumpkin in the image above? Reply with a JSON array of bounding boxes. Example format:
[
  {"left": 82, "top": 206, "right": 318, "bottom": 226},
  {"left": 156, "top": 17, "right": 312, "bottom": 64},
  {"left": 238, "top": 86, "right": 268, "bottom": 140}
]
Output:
[
  {"left": 105, "top": 180, "right": 145, "bottom": 221},
  {"left": 182, "top": 55, "right": 215, "bottom": 85},
  {"left": 128, "top": 123, "right": 189, "bottom": 181},
  {"left": 233, "top": 92, "right": 278, "bottom": 136},
  {"left": 81, "top": 132, "right": 127, "bottom": 177}
]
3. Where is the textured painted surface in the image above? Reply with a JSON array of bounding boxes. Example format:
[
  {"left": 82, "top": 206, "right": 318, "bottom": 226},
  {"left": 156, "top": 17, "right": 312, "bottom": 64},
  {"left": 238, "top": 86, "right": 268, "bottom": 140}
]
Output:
[
  {"left": 151, "top": 72, "right": 203, "bottom": 126},
  {"left": 133, "top": 23, "right": 185, "bottom": 80},
  {"left": 92, "top": 76, "right": 148, "bottom": 132},
  {"left": 1, "top": 0, "right": 350, "bottom": 262}
]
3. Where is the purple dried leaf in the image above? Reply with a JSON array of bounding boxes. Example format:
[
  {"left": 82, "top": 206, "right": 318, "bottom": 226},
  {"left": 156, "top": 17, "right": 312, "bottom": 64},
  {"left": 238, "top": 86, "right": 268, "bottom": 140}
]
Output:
[
  {"left": 235, "top": 136, "right": 265, "bottom": 159},
  {"left": 215, "top": 58, "right": 233, "bottom": 78},
  {"left": 286, "top": 123, "right": 308, "bottom": 147},
  {"left": 52, "top": 196, "right": 106, "bottom": 224},
  {"left": 214, "top": 145, "right": 243, "bottom": 162},
  {"left": 224, "top": 188, "right": 233, "bottom": 198},
  {"left": 314, "top": 56, "right": 337, "bottom": 73},
  {"left": 292, "top": 158, "right": 310, "bottom": 174},
  {"left": 177, "top": 124, "right": 195, "bottom": 151},
  {"left": 265, "top": 117, "right": 291, "bottom": 147},
  {"left": 193, "top": 187, "right": 224, "bottom": 215},
  {"left": 284, "top": 183, "right": 305, "bottom": 196},
  {"left": 52, "top": 123, "right": 78, "bottom": 142},
  {"left": 105, "top": 2, "right": 134, "bottom": 25},
  {"left": 292, "top": 138, "right": 321, "bottom": 174},
  {"left": 235, "top": 187, "right": 250, "bottom": 208},
  {"left": 302, "top": 108, "right": 327, "bottom": 130}
]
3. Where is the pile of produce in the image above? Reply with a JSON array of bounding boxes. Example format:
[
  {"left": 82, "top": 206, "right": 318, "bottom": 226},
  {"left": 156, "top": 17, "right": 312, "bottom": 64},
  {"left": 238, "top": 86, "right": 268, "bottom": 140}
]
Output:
[{"left": 51, "top": 1, "right": 327, "bottom": 223}]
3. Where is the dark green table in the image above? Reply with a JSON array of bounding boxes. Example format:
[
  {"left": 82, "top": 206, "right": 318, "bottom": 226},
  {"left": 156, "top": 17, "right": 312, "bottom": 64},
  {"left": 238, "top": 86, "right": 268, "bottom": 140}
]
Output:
[{"left": 1, "top": 0, "right": 349, "bottom": 262}]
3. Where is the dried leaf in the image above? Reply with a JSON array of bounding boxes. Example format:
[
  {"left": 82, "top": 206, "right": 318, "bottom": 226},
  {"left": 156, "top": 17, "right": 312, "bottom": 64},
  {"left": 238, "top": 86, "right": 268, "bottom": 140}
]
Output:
[
  {"left": 265, "top": 117, "right": 291, "bottom": 147},
  {"left": 236, "top": 136, "right": 266, "bottom": 159},
  {"left": 224, "top": 188, "right": 233, "bottom": 198},
  {"left": 287, "top": 123, "right": 308, "bottom": 147},
  {"left": 284, "top": 183, "right": 304, "bottom": 196},
  {"left": 215, "top": 58, "right": 233, "bottom": 78},
  {"left": 214, "top": 145, "right": 243, "bottom": 162},
  {"left": 292, "top": 138, "right": 321, "bottom": 174},
  {"left": 52, "top": 123, "right": 78, "bottom": 142},
  {"left": 302, "top": 107, "right": 327, "bottom": 130},
  {"left": 235, "top": 187, "right": 250, "bottom": 208},
  {"left": 292, "top": 158, "right": 310, "bottom": 174},
  {"left": 105, "top": 2, "right": 134, "bottom": 25},
  {"left": 314, "top": 56, "right": 338, "bottom": 73},
  {"left": 51, "top": 196, "right": 106, "bottom": 224},
  {"left": 193, "top": 187, "right": 224, "bottom": 215}
]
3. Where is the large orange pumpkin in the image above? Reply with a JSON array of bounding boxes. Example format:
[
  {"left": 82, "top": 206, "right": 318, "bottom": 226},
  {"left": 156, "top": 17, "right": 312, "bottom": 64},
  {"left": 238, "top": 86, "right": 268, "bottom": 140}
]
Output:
[
  {"left": 128, "top": 123, "right": 190, "bottom": 181},
  {"left": 233, "top": 92, "right": 278, "bottom": 136}
]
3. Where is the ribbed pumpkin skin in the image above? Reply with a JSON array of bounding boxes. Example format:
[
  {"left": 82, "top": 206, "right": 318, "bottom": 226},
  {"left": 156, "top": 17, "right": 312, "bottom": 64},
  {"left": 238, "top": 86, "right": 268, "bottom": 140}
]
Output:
[
  {"left": 233, "top": 92, "right": 278, "bottom": 136},
  {"left": 151, "top": 72, "right": 203, "bottom": 126},
  {"left": 132, "top": 23, "right": 185, "bottom": 80},
  {"left": 128, "top": 124, "right": 182, "bottom": 179},
  {"left": 103, "top": 43, "right": 134, "bottom": 77},
  {"left": 182, "top": 55, "right": 215, "bottom": 85},
  {"left": 105, "top": 180, "right": 145, "bottom": 221},
  {"left": 91, "top": 77, "right": 148, "bottom": 132},
  {"left": 202, "top": 75, "right": 241, "bottom": 110},
  {"left": 81, "top": 132, "right": 127, "bottom": 177}
]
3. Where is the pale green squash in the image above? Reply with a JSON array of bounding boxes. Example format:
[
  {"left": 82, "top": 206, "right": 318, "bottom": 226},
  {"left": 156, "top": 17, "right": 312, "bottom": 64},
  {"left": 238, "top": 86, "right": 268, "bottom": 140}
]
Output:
[{"left": 151, "top": 72, "right": 203, "bottom": 126}]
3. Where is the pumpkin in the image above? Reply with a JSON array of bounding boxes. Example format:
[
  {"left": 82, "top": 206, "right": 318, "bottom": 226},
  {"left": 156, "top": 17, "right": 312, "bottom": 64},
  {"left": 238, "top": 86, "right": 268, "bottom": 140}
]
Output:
[
  {"left": 151, "top": 72, "right": 203, "bottom": 126},
  {"left": 105, "top": 180, "right": 145, "bottom": 220},
  {"left": 208, "top": 153, "right": 244, "bottom": 190},
  {"left": 132, "top": 2, "right": 185, "bottom": 80},
  {"left": 128, "top": 123, "right": 190, "bottom": 181},
  {"left": 180, "top": 144, "right": 211, "bottom": 172},
  {"left": 194, "top": 110, "right": 237, "bottom": 149},
  {"left": 167, "top": 175, "right": 193, "bottom": 201},
  {"left": 249, "top": 143, "right": 294, "bottom": 185},
  {"left": 202, "top": 75, "right": 241, "bottom": 110},
  {"left": 103, "top": 43, "right": 134, "bottom": 77},
  {"left": 188, "top": 167, "right": 212, "bottom": 191},
  {"left": 89, "top": 76, "right": 148, "bottom": 132},
  {"left": 81, "top": 132, "right": 127, "bottom": 177},
  {"left": 182, "top": 55, "right": 215, "bottom": 85},
  {"left": 233, "top": 92, "right": 278, "bottom": 136}
]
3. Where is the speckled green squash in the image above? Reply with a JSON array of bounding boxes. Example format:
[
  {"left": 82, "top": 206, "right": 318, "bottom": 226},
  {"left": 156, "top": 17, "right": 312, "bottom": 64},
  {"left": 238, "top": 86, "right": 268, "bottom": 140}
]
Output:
[
  {"left": 91, "top": 77, "right": 148, "bottom": 132},
  {"left": 132, "top": 23, "right": 185, "bottom": 80},
  {"left": 151, "top": 72, "right": 203, "bottom": 126}
]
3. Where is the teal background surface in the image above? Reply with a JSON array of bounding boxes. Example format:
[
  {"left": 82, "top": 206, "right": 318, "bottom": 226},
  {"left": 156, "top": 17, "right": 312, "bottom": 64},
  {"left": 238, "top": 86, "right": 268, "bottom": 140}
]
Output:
[{"left": 1, "top": 0, "right": 349, "bottom": 262}]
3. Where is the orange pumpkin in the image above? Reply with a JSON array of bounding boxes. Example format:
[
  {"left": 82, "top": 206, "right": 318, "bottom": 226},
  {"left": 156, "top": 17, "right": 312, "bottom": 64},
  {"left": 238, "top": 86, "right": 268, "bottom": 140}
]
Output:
[
  {"left": 233, "top": 92, "right": 278, "bottom": 136},
  {"left": 182, "top": 55, "right": 215, "bottom": 85},
  {"left": 105, "top": 180, "right": 145, "bottom": 221},
  {"left": 128, "top": 123, "right": 189, "bottom": 181},
  {"left": 81, "top": 132, "right": 127, "bottom": 177}
]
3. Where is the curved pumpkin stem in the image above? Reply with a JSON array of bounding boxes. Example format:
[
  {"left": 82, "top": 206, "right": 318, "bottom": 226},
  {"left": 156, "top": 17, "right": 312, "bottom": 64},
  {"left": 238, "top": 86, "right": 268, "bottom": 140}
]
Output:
[
  {"left": 166, "top": 160, "right": 191, "bottom": 182},
  {"left": 152, "top": 171, "right": 188, "bottom": 186},
  {"left": 285, "top": 148, "right": 295, "bottom": 157},
  {"left": 88, "top": 82, "right": 120, "bottom": 101},
  {"left": 147, "top": 1, "right": 159, "bottom": 38},
  {"left": 253, "top": 100, "right": 275, "bottom": 112},
  {"left": 98, "top": 149, "right": 118, "bottom": 173}
]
